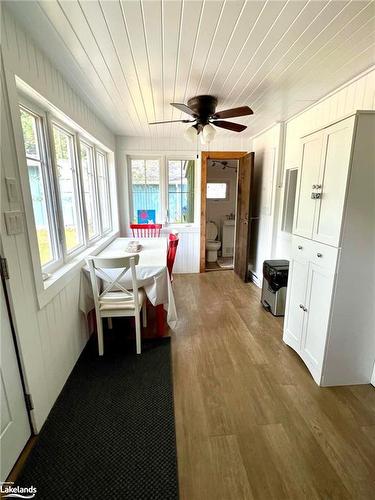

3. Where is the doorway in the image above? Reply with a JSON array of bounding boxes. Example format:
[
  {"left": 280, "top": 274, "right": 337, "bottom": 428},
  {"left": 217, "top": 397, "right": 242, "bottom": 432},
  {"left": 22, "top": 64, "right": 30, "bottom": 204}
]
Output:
[
  {"left": 205, "top": 159, "right": 238, "bottom": 271},
  {"left": 200, "top": 151, "right": 254, "bottom": 281}
]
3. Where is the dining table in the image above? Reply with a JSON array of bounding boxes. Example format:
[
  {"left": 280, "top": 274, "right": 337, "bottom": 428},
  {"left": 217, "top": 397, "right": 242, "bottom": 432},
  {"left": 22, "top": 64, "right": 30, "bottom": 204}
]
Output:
[{"left": 79, "top": 237, "right": 178, "bottom": 335}]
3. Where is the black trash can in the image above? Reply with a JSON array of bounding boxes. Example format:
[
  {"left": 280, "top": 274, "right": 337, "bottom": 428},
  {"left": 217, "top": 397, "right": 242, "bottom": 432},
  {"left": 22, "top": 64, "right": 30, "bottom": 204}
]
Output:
[{"left": 261, "top": 260, "right": 289, "bottom": 316}]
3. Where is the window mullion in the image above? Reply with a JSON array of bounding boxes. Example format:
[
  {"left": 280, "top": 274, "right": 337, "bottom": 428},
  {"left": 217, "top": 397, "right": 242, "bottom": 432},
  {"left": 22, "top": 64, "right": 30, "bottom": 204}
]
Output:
[
  {"left": 75, "top": 134, "right": 89, "bottom": 246},
  {"left": 46, "top": 114, "right": 67, "bottom": 259}
]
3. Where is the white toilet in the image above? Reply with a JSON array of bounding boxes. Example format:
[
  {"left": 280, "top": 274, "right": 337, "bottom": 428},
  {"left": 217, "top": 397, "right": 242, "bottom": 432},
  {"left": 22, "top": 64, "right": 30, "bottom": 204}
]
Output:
[{"left": 206, "top": 221, "right": 221, "bottom": 262}]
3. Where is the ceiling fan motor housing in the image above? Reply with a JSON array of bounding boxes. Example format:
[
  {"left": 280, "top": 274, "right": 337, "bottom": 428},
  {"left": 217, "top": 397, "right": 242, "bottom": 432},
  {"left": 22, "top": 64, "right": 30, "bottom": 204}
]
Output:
[{"left": 187, "top": 95, "right": 218, "bottom": 125}]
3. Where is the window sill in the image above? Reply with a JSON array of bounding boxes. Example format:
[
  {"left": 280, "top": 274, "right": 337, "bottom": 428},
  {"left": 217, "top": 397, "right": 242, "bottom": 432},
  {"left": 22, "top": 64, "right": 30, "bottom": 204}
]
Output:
[{"left": 37, "top": 231, "right": 119, "bottom": 310}]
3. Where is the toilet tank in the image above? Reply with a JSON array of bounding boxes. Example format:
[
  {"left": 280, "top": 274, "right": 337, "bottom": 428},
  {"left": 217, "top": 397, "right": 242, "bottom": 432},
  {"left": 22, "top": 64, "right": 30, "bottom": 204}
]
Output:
[{"left": 222, "top": 220, "right": 235, "bottom": 257}]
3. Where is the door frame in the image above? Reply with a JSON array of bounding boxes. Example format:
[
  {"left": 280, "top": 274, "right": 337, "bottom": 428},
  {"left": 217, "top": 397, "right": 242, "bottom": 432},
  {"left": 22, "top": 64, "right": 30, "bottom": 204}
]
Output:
[{"left": 200, "top": 151, "right": 248, "bottom": 273}]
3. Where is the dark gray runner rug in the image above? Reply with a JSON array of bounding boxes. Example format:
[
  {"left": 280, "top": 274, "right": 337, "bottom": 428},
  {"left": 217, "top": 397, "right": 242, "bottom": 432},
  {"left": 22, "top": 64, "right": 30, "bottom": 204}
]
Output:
[{"left": 16, "top": 334, "right": 178, "bottom": 499}]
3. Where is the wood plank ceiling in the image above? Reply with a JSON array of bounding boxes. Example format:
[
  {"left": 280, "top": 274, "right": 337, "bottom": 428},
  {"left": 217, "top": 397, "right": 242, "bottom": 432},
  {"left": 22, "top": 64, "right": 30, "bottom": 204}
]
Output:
[{"left": 5, "top": 0, "right": 375, "bottom": 138}]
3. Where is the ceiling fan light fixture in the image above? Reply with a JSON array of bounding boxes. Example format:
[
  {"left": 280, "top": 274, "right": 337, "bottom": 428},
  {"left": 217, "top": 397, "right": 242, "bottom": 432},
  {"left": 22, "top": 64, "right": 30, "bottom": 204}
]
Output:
[
  {"left": 202, "top": 123, "right": 216, "bottom": 143},
  {"left": 184, "top": 125, "right": 198, "bottom": 143}
]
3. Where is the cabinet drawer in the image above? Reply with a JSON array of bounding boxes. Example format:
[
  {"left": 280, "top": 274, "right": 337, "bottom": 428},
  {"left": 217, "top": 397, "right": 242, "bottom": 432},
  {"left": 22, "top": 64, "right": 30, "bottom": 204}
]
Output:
[
  {"left": 292, "top": 236, "right": 339, "bottom": 271},
  {"left": 291, "top": 235, "right": 311, "bottom": 260},
  {"left": 310, "top": 241, "right": 339, "bottom": 271}
]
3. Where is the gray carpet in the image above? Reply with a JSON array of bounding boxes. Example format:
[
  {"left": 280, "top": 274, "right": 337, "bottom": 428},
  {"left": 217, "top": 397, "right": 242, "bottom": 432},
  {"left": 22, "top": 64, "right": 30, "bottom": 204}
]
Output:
[{"left": 16, "top": 332, "right": 178, "bottom": 499}]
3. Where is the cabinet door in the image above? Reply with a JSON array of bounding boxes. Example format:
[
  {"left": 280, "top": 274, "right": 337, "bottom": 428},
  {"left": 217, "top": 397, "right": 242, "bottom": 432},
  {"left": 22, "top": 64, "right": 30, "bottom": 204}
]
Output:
[
  {"left": 313, "top": 117, "right": 355, "bottom": 247},
  {"left": 293, "top": 132, "right": 323, "bottom": 239},
  {"left": 300, "top": 263, "right": 335, "bottom": 383},
  {"left": 283, "top": 254, "right": 308, "bottom": 352}
]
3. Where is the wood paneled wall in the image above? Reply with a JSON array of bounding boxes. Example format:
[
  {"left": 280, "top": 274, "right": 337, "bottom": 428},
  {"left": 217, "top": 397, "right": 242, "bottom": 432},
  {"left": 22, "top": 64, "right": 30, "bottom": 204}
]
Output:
[{"left": 1, "top": 9, "right": 116, "bottom": 431}]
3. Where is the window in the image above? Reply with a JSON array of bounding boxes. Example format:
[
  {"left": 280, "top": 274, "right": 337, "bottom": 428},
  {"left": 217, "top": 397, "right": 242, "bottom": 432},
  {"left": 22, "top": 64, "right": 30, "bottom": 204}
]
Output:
[
  {"left": 130, "top": 158, "right": 161, "bottom": 223},
  {"left": 167, "top": 160, "right": 195, "bottom": 223},
  {"left": 96, "top": 151, "right": 111, "bottom": 232},
  {"left": 19, "top": 100, "right": 114, "bottom": 278},
  {"left": 20, "top": 107, "right": 58, "bottom": 268},
  {"left": 207, "top": 182, "right": 228, "bottom": 200},
  {"left": 52, "top": 124, "right": 84, "bottom": 253},
  {"left": 128, "top": 156, "right": 196, "bottom": 225},
  {"left": 80, "top": 142, "right": 100, "bottom": 240}
]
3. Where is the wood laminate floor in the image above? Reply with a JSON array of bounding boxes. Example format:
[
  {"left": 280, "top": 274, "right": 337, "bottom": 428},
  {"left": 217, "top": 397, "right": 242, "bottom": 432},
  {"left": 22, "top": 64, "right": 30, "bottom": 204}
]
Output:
[{"left": 171, "top": 271, "right": 375, "bottom": 500}]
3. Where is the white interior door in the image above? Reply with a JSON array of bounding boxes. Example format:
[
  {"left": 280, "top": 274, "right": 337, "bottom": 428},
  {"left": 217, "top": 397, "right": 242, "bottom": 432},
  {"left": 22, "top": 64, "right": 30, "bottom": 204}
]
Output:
[
  {"left": 293, "top": 132, "right": 323, "bottom": 239},
  {"left": 1, "top": 281, "right": 30, "bottom": 480},
  {"left": 313, "top": 117, "right": 355, "bottom": 247},
  {"left": 300, "top": 263, "right": 335, "bottom": 383}
]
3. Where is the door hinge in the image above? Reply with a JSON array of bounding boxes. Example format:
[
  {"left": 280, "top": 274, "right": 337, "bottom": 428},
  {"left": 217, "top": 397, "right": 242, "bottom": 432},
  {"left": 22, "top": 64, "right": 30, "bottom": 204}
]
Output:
[
  {"left": 25, "top": 393, "right": 34, "bottom": 411},
  {"left": 0, "top": 257, "right": 9, "bottom": 280}
]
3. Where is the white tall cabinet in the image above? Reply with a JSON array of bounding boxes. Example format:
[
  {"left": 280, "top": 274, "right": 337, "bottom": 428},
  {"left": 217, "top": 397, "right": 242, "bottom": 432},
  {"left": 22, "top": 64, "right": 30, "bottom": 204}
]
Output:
[{"left": 283, "top": 112, "right": 375, "bottom": 386}]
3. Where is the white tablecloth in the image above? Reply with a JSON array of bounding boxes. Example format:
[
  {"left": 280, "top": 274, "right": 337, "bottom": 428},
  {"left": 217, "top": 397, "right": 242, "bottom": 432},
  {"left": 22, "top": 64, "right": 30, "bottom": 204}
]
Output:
[{"left": 79, "top": 237, "right": 178, "bottom": 328}]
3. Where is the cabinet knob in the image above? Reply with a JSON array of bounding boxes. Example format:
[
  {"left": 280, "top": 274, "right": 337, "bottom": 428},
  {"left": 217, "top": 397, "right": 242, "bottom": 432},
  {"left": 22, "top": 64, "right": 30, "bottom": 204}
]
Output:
[
  {"left": 299, "top": 304, "right": 304, "bottom": 309},
  {"left": 317, "top": 252, "right": 322, "bottom": 258},
  {"left": 298, "top": 245, "right": 303, "bottom": 250},
  {"left": 315, "top": 184, "right": 322, "bottom": 189},
  {"left": 303, "top": 307, "right": 308, "bottom": 312},
  {"left": 312, "top": 184, "right": 317, "bottom": 189}
]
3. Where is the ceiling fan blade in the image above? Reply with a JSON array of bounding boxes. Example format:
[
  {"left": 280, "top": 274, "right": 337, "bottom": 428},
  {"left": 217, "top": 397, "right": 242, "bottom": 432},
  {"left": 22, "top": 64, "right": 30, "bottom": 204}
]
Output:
[
  {"left": 170, "top": 102, "right": 197, "bottom": 117},
  {"left": 212, "top": 120, "right": 247, "bottom": 132},
  {"left": 149, "top": 119, "right": 195, "bottom": 125},
  {"left": 213, "top": 106, "right": 253, "bottom": 119}
]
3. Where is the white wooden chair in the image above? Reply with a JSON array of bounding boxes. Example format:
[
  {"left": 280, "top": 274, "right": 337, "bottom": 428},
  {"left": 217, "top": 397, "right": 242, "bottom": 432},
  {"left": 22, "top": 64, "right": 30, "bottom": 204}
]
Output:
[{"left": 87, "top": 255, "right": 147, "bottom": 356}]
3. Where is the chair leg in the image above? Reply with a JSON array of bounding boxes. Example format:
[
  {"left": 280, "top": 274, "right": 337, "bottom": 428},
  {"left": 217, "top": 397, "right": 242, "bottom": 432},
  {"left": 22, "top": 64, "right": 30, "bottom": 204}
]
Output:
[
  {"left": 135, "top": 312, "right": 142, "bottom": 355},
  {"left": 108, "top": 317, "right": 113, "bottom": 329},
  {"left": 142, "top": 303, "right": 147, "bottom": 327},
  {"left": 97, "top": 315, "right": 104, "bottom": 356}
]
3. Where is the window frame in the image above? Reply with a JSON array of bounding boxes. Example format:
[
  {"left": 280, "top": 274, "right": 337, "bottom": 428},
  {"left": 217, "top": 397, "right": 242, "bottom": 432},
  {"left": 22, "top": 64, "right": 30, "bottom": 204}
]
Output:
[
  {"left": 18, "top": 95, "right": 114, "bottom": 280},
  {"left": 128, "top": 154, "right": 197, "bottom": 226},
  {"left": 96, "top": 148, "right": 112, "bottom": 235},
  {"left": 206, "top": 181, "right": 230, "bottom": 201},
  {"left": 78, "top": 137, "right": 101, "bottom": 243},
  {"left": 166, "top": 157, "right": 196, "bottom": 224},
  {"left": 128, "top": 155, "right": 163, "bottom": 224},
  {"left": 19, "top": 100, "right": 63, "bottom": 274},
  {"left": 49, "top": 118, "right": 86, "bottom": 260}
]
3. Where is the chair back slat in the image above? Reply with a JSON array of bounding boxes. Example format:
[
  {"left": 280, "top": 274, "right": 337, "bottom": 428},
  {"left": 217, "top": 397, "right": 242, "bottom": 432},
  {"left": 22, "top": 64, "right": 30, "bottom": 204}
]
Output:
[
  {"left": 87, "top": 255, "right": 140, "bottom": 307},
  {"left": 130, "top": 224, "right": 162, "bottom": 238}
]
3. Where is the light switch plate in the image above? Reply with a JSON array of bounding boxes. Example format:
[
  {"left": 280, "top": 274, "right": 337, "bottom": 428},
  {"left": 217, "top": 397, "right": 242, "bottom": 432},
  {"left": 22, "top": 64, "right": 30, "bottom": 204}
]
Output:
[
  {"left": 5, "top": 177, "right": 18, "bottom": 203},
  {"left": 4, "top": 211, "right": 24, "bottom": 235}
]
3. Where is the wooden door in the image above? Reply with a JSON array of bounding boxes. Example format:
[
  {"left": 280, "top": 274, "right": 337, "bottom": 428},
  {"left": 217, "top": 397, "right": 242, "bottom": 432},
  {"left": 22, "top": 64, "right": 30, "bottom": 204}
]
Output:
[
  {"left": 234, "top": 153, "right": 254, "bottom": 281},
  {"left": 300, "top": 262, "right": 335, "bottom": 384},
  {"left": 293, "top": 132, "right": 323, "bottom": 239},
  {"left": 1, "top": 277, "right": 30, "bottom": 480},
  {"left": 313, "top": 116, "right": 355, "bottom": 247}
]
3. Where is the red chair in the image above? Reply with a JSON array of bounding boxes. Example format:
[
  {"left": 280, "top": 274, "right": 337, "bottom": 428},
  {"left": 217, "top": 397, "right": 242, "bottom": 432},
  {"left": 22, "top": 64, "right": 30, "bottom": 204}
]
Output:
[
  {"left": 167, "top": 233, "right": 180, "bottom": 281},
  {"left": 130, "top": 224, "right": 162, "bottom": 238}
]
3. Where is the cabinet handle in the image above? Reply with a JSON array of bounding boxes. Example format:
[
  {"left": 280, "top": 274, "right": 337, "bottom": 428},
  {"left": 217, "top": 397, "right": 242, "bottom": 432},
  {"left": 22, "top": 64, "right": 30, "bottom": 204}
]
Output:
[
  {"left": 317, "top": 253, "right": 322, "bottom": 258},
  {"left": 311, "top": 192, "right": 322, "bottom": 199},
  {"left": 312, "top": 184, "right": 317, "bottom": 189},
  {"left": 315, "top": 184, "right": 322, "bottom": 189},
  {"left": 298, "top": 245, "right": 303, "bottom": 250}
]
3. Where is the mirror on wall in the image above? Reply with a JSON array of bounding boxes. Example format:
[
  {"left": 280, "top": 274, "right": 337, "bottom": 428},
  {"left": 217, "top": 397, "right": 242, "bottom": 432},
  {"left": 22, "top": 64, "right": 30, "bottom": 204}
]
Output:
[{"left": 282, "top": 168, "right": 298, "bottom": 233}]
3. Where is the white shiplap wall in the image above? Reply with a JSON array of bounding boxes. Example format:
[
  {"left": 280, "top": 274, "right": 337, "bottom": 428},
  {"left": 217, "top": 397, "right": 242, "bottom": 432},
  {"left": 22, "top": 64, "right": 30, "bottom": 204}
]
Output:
[
  {"left": 275, "top": 67, "right": 375, "bottom": 259},
  {"left": 248, "top": 123, "right": 283, "bottom": 286},
  {"left": 1, "top": 10, "right": 116, "bottom": 431}
]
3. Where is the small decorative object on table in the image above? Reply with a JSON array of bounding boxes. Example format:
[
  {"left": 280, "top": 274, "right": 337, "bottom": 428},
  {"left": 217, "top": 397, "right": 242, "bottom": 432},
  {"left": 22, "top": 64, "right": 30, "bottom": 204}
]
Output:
[{"left": 126, "top": 240, "right": 142, "bottom": 253}]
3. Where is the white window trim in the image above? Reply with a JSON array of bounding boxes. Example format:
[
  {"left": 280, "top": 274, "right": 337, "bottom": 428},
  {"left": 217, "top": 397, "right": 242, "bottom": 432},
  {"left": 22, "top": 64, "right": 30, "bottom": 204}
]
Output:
[
  {"left": 14, "top": 91, "right": 116, "bottom": 308},
  {"left": 127, "top": 154, "right": 198, "bottom": 228},
  {"left": 96, "top": 148, "right": 113, "bottom": 235}
]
